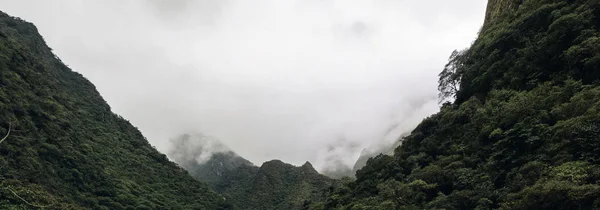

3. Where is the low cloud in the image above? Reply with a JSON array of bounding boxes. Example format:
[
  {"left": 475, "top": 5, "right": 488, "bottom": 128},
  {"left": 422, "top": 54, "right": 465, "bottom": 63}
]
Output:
[
  {"left": 168, "top": 133, "right": 233, "bottom": 165},
  {"left": 1, "top": 0, "right": 487, "bottom": 171}
]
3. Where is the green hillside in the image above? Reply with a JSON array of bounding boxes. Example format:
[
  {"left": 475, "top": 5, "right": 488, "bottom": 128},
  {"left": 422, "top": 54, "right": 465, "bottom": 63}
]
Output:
[
  {"left": 168, "top": 133, "right": 255, "bottom": 191},
  {"left": 0, "top": 11, "right": 227, "bottom": 209},
  {"left": 168, "top": 133, "right": 335, "bottom": 209},
  {"left": 219, "top": 160, "right": 334, "bottom": 210},
  {"left": 314, "top": 0, "right": 600, "bottom": 209},
  {"left": 3, "top": 0, "right": 600, "bottom": 209}
]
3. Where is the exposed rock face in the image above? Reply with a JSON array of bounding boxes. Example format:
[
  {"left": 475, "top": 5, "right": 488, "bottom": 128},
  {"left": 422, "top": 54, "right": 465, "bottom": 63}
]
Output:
[{"left": 484, "top": 0, "right": 522, "bottom": 26}]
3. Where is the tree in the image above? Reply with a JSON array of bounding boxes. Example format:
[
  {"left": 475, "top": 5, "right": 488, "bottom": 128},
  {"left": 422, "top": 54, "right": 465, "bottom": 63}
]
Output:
[{"left": 438, "top": 50, "right": 466, "bottom": 104}]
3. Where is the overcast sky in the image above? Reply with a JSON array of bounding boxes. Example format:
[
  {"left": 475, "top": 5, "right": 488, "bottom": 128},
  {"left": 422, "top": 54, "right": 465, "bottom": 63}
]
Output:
[{"left": 1, "top": 0, "right": 487, "bottom": 171}]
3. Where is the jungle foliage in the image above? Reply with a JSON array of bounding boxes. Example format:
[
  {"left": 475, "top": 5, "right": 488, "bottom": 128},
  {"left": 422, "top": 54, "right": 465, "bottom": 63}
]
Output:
[
  {"left": 312, "top": 0, "right": 600, "bottom": 209},
  {"left": 0, "top": 12, "right": 228, "bottom": 209},
  {"left": 3, "top": 0, "right": 600, "bottom": 209},
  {"left": 185, "top": 156, "right": 335, "bottom": 210}
]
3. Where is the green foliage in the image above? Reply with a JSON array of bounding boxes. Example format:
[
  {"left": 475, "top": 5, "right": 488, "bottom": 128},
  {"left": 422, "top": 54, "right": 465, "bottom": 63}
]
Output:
[
  {"left": 4, "top": 0, "right": 600, "bottom": 209},
  {"left": 188, "top": 159, "right": 335, "bottom": 210},
  {"left": 168, "top": 134, "right": 255, "bottom": 191},
  {"left": 0, "top": 11, "right": 227, "bottom": 209},
  {"left": 313, "top": 1, "right": 600, "bottom": 209}
]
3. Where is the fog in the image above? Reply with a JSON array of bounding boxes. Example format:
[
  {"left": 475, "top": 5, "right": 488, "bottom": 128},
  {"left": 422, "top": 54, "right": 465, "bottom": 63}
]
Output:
[
  {"left": 168, "top": 133, "right": 238, "bottom": 166},
  {"left": 1, "top": 0, "right": 487, "bottom": 171}
]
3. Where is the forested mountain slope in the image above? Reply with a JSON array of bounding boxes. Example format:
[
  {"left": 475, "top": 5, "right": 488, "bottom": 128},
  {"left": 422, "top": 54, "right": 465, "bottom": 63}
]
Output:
[
  {"left": 168, "top": 133, "right": 255, "bottom": 191},
  {"left": 0, "top": 11, "right": 227, "bottom": 209},
  {"left": 312, "top": 0, "right": 600, "bottom": 209},
  {"left": 169, "top": 134, "right": 335, "bottom": 210},
  {"left": 216, "top": 160, "right": 334, "bottom": 210}
]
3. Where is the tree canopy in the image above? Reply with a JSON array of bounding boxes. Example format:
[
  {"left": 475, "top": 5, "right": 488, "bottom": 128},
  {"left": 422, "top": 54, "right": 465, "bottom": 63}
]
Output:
[
  {"left": 0, "top": 11, "right": 228, "bottom": 209},
  {"left": 311, "top": 0, "right": 600, "bottom": 209}
]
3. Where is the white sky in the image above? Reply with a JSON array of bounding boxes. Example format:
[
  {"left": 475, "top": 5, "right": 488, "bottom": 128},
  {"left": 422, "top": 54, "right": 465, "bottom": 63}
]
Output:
[{"left": 1, "top": 0, "right": 487, "bottom": 171}]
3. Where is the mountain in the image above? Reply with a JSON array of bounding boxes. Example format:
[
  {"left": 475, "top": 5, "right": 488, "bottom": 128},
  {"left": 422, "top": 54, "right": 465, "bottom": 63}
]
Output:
[
  {"left": 221, "top": 160, "right": 333, "bottom": 210},
  {"left": 6, "top": 0, "right": 600, "bottom": 209},
  {"left": 168, "top": 134, "right": 335, "bottom": 210},
  {"left": 184, "top": 157, "right": 335, "bottom": 210},
  {"left": 0, "top": 12, "right": 227, "bottom": 209},
  {"left": 351, "top": 133, "right": 408, "bottom": 177},
  {"left": 311, "top": 0, "right": 600, "bottom": 209},
  {"left": 320, "top": 132, "right": 410, "bottom": 179},
  {"left": 168, "top": 133, "right": 254, "bottom": 190},
  {"left": 185, "top": 151, "right": 254, "bottom": 190}
]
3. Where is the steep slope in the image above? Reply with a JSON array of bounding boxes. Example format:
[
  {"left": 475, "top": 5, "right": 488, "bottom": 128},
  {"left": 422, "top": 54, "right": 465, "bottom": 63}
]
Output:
[
  {"left": 314, "top": 0, "right": 600, "bottom": 209},
  {"left": 484, "top": 0, "right": 521, "bottom": 26},
  {"left": 0, "top": 12, "right": 226, "bottom": 209},
  {"left": 351, "top": 133, "right": 407, "bottom": 177}
]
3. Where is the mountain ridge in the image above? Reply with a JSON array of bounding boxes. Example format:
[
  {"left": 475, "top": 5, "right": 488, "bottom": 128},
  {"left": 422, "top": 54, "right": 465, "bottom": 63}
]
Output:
[
  {"left": 3, "top": 0, "right": 600, "bottom": 209},
  {"left": 0, "top": 11, "right": 227, "bottom": 209},
  {"left": 310, "top": 0, "right": 600, "bottom": 209},
  {"left": 168, "top": 133, "right": 335, "bottom": 210}
]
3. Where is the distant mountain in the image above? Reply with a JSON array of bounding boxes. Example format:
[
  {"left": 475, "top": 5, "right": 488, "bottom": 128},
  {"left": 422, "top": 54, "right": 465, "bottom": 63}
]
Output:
[
  {"left": 0, "top": 11, "right": 226, "bottom": 209},
  {"left": 224, "top": 160, "right": 333, "bottom": 210},
  {"left": 168, "top": 133, "right": 254, "bottom": 190},
  {"left": 10, "top": 0, "right": 600, "bottom": 208},
  {"left": 169, "top": 134, "right": 335, "bottom": 210}
]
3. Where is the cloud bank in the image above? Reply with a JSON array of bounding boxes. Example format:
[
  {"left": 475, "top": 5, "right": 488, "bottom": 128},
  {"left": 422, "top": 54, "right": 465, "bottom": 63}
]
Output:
[
  {"left": 1, "top": 0, "right": 487, "bottom": 171},
  {"left": 169, "top": 133, "right": 233, "bottom": 165}
]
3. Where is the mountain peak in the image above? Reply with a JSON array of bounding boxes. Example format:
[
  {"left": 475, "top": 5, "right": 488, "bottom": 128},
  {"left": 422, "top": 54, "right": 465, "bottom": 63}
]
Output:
[
  {"left": 301, "top": 161, "right": 319, "bottom": 174},
  {"left": 261, "top": 159, "right": 286, "bottom": 167}
]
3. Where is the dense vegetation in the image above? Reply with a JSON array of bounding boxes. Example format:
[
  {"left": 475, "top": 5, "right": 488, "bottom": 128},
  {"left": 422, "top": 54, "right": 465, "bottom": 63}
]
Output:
[
  {"left": 175, "top": 142, "right": 335, "bottom": 210},
  {"left": 220, "top": 160, "right": 334, "bottom": 210},
  {"left": 3, "top": 0, "right": 600, "bottom": 209},
  {"left": 313, "top": 0, "right": 600, "bottom": 209},
  {"left": 0, "top": 12, "right": 228, "bottom": 209},
  {"left": 168, "top": 133, "right": 255, "bottom": 191}
]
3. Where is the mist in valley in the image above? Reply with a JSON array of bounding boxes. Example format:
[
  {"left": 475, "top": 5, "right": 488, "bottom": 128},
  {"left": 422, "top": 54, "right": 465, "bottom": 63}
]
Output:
[{"left": 1, "top": 0, "right": 487, "bottom": 173}]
